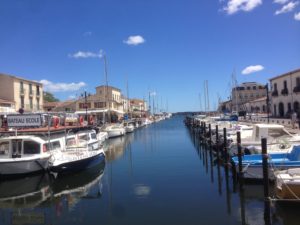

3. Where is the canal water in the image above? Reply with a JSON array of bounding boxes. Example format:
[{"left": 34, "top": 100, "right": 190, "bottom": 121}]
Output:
[{"left": 1, "top": 115, "right": 300, "bottom": 225}]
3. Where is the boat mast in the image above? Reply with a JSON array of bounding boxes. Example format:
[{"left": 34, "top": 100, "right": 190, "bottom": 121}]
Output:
[{"left": 103, "top": 54, "right": 111, "bottom": 123}]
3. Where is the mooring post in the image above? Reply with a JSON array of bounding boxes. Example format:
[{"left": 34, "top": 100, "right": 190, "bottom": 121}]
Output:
[
  {"left": 223, "top": 127, "right": 228, "bottom": 163},
  {"left": 216, "top": 125, "right": 219, "bottom": 153},
  {"left": 209, "top": 124, "right": 212, "bottom": 148},
  {"left": 237, "top": 131, "right": 243, "bottom": 179},
  {"left": 262, "top": 137, "right": 271, "bottom": 225},
  {"left": 204, "top": 122, "right": 207, "bottom": 144}
]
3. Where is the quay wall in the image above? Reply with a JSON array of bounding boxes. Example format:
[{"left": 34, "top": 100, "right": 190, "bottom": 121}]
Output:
[{"left": 240, "top": 117, "right": 298, "bottom": 129}]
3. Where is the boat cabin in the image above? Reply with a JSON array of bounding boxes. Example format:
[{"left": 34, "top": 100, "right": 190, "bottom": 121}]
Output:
[
  {"left": 251, "top": 124, "right": 292, "bottom": 142},
  {"left": 0, "top": 136, "right": 52, "bottom": 159}
]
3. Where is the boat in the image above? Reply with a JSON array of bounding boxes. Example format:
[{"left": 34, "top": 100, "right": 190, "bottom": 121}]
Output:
[
  {"left": 124, "top": 122, "right": 135, "bottom": 133},
  {"left": 0, "top": 135, "right": 56, "bottom": 177},
  {"left": 105, "top": 124, "right": 125, "bottom": 138},
  {"left": 229, "top": 124, "right": 300, "bottom": 156},
  {"left": 49, "top": 128, "right": 105, "bottom": 176},
  {"left": 231, "top": 145, "right": 300, "bottom": 180},
  {"left": 275, "top": 168, "right": 300, "bottom": 200}
]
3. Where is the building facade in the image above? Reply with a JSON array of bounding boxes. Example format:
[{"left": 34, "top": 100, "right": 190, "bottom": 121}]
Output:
[
  {"left": 243, "top": 96, "right": 267, "bottom": 114},
  {"left": 270, "top": 68, "right": 300, "bottom": 118},
  {"left": 0, "top": 73, "right": 43, "bottom": 113},
  {"left": 231, "top": 82, "right": 267, "bottom": 112}
]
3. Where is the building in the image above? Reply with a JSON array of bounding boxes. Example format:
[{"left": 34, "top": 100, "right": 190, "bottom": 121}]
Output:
[
  {"left": 218, "top": 99, "right": 232, "bottom": 113},
  {"left": 43, "top": 101, "right": 76, "bottom": 112},
  {"left": 243, "top": 96, "right": 267, "bottom": 114},
  {"left": 0, "top": 98, "right": 15, "bottom": 113},
  {"left": 75, "top": 85, "right": 125, "bottom": 122},
  {"left": 0, "top": 73, "right": 43, "bottom": 113},
  {"left": 269, "top": 68, "right": 300, "bottom": 118},
  {"left": 129, "top": 98, "right": 147, "bottom": 117},
  {"left": 231, "top": 82, "right": 267, "bottom": 112}
]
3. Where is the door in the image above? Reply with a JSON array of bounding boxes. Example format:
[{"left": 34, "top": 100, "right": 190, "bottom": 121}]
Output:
[{"left": 12, "top": 140, "right": 22, "bottom": 158}]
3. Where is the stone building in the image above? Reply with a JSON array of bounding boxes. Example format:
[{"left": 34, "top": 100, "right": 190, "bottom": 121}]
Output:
[
  {"left": 231, "top": 82, "right": 267, "bottom": 112},
  {"left": 269, "top": 68, "right": 300, "bottom": 118},
  {"left": 0, "top": 73, "right": 43, "bottom": 113},
  {"left": 243, "top": 96, "right": 267, "bottom": 114}
]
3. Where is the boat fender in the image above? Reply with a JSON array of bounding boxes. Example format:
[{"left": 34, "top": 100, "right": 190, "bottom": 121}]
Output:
[
  {"left": 53, "top": 117, "right": 60, "bottom": 128},
  {"left": 89, "top": 115, "right": 94, "bottom": 125},
  {"left": 79, "top": 116, "right": 84, "bottom": 126}
]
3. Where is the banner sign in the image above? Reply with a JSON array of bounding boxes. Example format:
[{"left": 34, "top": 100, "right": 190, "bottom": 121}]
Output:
[{"left": 7, "top": 114, "right": 42, "bottom": 127}]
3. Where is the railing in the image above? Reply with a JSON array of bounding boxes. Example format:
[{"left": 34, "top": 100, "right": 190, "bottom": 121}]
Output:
[
  {"left": 20, "top": 89, "right": 26, "bottom": 95},
  {"left": 293, "top": 86, "right": 300, "bottom": 93},
  {"left": 271, "top": 90, "right": 278, "bottom": 97},
  {"left": 281, "top": 88, "right": 289, "bottom": 96},
  {"left": 29, "top": 90, "right": 35, "bottom": 96}
]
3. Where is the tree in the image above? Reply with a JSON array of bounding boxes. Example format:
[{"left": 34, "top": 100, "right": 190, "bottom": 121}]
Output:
[{"left": 43, "top": 91, "right": 60, "bottom": 102}]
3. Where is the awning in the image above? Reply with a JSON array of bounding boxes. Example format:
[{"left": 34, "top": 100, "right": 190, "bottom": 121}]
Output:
[{"left": 75, "top": 109, "right": 125, "bottom": 114}]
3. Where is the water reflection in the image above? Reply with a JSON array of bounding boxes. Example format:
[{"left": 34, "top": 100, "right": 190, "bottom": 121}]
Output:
[
  {"left": 0, "top": 161, "right": 105, "bottom": 225},
  {"left": 105, "top": 133, "right": 134, "bottom": 162},
  {"left": 187, "top": 125, "right": 300, "bottom": 225}
]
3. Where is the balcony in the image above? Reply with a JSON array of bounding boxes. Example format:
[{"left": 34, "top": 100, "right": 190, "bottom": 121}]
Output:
[
  {"left": 20, "top": 89, "right": 26, "bottom": 95},
  {"left": 29, "top": 90, "right": 35, "bottom": 97},
  {"left": 281, "top": 88, "right": 289, "bottom": 96},
  {"left": 271, "top": 90, "right": 278, "bottom": 97},
  {"left": 293, "top": 86, "right": 300, "bottom": 93}
]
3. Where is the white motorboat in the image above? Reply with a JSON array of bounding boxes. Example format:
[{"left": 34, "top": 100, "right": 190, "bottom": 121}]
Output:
[
  {"left": 49, "top": 129, "right": 105, "bottom": 175},
  {"left": 105, "top": 124, "right": 126, "bottom": 138},
  {"left": 0, "top": 135, "right": 55, "bottom": 177},
  {"left": 229, "top": 124, "right": 300, "bottom": 156},
  {"left": 123, "top": 121, "right": 135, "bottom": 133}
]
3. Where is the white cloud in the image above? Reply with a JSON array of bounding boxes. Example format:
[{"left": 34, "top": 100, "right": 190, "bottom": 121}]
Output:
[
  {"left": 223, "top": 0, "right": 262, "bottom": 15},
  {"left": 294, "top": 11, "right": 300, "bottom": 20},
  {"left": 40, "top": 80, "right": 86, "bottom": 92},
  {"left": 68, "top": 50, "right": 103, "bottom": 59},
  {"left": 242, "top": 65, "right": 264, "bottom": 74},
  {"left": 274, "top": 0, "right": 289, "bottom": 4},
  {"left": 275, "top": 1, "right": 299, "bottom": 15},
  {"left": 123, "top": 35, "right": 145, "bottom": 45}
]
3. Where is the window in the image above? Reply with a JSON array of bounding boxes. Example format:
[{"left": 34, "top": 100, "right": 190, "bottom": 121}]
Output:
[
  {"left": 247, "top": 86, "right": 251, "bottom": 90},
  {"left": 91, "top": 133, "right": 97, "bottom": 140},
  {"left": 274, "top": 83, "right": 277, "bottom": 91},
  {"left": 12, "top": 140, "right": 22, "bottom": 156},
  {"left": 253, "top": 86, "right": 256, "bottom": 90},
  {"left": 79, "top": 134, "right": 89, "bottom": 141},
  {"left": 66, "top": 137, "right": 76, "bottom": 147},
  {"left": 37, "top": 98, "right": 40, "bottom": 110},
  {"left": 20, "top": 81, "right": 24, "bottom": 93},
  {"left": 268, "top": 128, "right": 289, "bottom": 138},
  {"left": 36, "top": 85, "right": 40, "bottom": 96},
  {"left": 20, "top": 96, "right": 24, "bottom": 108},
  {"left": 297, "top": 77, "right": 300, "bottom": 86},
  {"left": 29, "top": 83, "right": 32, "bottom": 94},
  {"left": 284, "top": 80, "right": 287, "bottom": 89},
  {"left": 45, "top": 141, "right": 61, "bottom": 150},
  {"left": 30, "top": 97, "right": 33, "bottom": 109},
  {"left": 94, "top": 102, "right": 106, "bottom": 108},
  {"left": 79, "top": 103, "right": 91, "bottom": 109},
  {"left": 24, "top": 141, "right": 40, "bottom": 154},
  {"left": 0, "top": 141, "right": 9, "bottom": 155}
]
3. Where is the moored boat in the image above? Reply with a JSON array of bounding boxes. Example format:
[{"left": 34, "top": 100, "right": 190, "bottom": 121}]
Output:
[
  {"left": 0, "top": 135, "right": 55, "bottom": 177},
  {"left": 49, "top": 128, "right": 105, "bottom": 176}
]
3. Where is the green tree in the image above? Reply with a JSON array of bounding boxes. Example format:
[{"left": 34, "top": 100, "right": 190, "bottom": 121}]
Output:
[{"left": 43, "top": 91, "right": 60, "bottom": 102}]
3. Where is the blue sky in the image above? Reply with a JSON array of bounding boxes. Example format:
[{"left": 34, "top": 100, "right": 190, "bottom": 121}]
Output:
[{"left": 0, "top": 0, "right": 299, "bottom": 112}]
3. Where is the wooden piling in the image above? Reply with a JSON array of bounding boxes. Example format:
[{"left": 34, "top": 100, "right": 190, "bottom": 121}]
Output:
[
  {"left": 209, "top": 124, "right": 212, "bottom": 148},
  {"left": 262, "top": 137, "right": 271, "bottom": 224},
  {"left": 216, "top": 125, "right": 219, "bottom": 153},
  {"left": 223, "top": 127, "right": 228, "bottom": 163},
  {"left": 237, "top": 131, "right": 243, "bottom": 175},
  {"left": 261, "top": 138, "right": 269, "bottom": 198}
]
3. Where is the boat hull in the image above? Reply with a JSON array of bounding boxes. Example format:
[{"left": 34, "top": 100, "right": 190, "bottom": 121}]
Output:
[
  {"left": 0, "top": 157, "right": 50, "bottom": 177},
  {"left": 50, "top": 152, "right": 105, "bottom": 175},
  {"left": 107, "top": 129, "right": 125, "bottom": 138}
]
